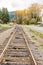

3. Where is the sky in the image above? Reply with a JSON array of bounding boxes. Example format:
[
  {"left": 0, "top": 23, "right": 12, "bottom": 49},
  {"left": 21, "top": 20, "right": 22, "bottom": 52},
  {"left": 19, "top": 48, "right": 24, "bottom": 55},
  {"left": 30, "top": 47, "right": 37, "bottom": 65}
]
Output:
[{"left": 0, "top": 0, "right": 43, "bottom": 12}]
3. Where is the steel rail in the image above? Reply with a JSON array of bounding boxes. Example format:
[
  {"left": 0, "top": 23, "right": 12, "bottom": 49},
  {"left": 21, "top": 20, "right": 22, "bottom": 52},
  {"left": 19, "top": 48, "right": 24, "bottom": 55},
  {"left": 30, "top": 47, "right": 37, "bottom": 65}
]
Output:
[
  {"left": 22, "top": 27, "right": 37, "bottom": 65},
  {"left": 0, "top": 26, "right": 17, "bottom": 62},
  {"left": 0, "top": 25, "right": 37, "bottom": 65}
]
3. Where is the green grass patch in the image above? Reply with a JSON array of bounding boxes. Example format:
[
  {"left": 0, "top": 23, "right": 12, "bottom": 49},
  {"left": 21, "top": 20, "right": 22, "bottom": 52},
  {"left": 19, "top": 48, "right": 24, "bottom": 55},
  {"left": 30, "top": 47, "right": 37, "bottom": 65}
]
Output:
[
  {"left": 40, "top": 44, "right": 43, "bottom": 46},
  {"left": 31, "top": 35, "right": 37, "bottom": 40},
  {"left": 32, "top": 41, "right": 35, "bottom": 44},
  {"left": 0, "top": 24, "right": 12, "bottom": 29},
  {"left": 29, "top": 28, "right": 43, "bottom": 38}
]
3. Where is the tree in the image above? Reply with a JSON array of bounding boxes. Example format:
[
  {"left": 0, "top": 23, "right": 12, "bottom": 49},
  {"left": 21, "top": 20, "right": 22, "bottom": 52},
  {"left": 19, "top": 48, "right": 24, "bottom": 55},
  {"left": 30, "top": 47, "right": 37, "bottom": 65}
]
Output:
[
  {"left": 24, "top": 3, "right": 41, "bottom": 24},
  {"left": 0, "top": 10, "right": 2, "bottom": 19},
  {"left": 2, "top": 8, "right": 9, "bottom": 23},
  {"left": 14, "top": 3, "right": 42, "bottom": 25},
  {"left": 27, "top": 3, "right": 41, "bottom": 24},
  {"left": 15, "top": 10, "right": 25, "bottom": 24}
]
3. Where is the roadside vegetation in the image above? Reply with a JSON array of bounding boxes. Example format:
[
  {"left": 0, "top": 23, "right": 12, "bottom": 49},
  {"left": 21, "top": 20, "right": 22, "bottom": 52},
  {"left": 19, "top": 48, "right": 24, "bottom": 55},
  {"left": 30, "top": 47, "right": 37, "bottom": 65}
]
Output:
[
  {"left": 25, "top": 26, "right": 43, "bottom": 38},
  {"left": 15, "top": 3, "right": 42, "bottom": 25},
  {"left": 29, "top": 29, "right": 43, "bottom": 38}
]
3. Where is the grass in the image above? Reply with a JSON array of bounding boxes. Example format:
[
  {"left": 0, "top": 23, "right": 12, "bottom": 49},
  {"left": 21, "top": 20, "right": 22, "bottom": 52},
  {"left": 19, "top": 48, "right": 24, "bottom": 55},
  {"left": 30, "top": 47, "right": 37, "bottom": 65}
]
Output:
[
  {"left": 24, "top": 27, "right": 37, "bottom": 40},
  {"left": 31, "top": 35, "right": 37, "bottom": 40},
  {"left": 40, "top": 44, "right": 43, "bottom": 46},
  {"left": 0, "top": 24, "right": 12, "bottom": 29},
  {"left": 32, "top": 41, "right": 35, "bottom": 44},
  {"left": 28, "top": 28, "right": 43, "bottom": 38}
]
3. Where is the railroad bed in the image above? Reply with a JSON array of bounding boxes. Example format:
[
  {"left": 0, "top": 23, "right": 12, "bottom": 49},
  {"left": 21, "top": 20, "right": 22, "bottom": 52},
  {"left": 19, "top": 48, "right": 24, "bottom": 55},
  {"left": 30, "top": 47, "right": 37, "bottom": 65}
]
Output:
[
  {"left": 0, "top": 27, "right": 12, "bottom": 33},
  {"left": 0, "top": 26, "right": 35, "bottom": 65}
]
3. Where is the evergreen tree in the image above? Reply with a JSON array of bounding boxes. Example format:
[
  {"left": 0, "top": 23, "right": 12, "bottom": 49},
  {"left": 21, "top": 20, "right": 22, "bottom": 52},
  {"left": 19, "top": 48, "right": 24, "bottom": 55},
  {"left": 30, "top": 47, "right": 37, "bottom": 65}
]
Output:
[
  {"left": 0, "top": 10, "right": 2, "bottom": 19},
  {"left": 2, "top": 8, "right": 9, "bottom": 23}
]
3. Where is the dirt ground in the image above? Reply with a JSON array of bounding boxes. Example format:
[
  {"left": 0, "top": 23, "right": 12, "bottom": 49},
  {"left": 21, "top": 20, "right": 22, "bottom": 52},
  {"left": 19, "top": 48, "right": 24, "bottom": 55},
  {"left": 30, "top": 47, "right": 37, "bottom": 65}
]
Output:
[{"left": 0, "top": 27, "right": 14, "bottom": 45}]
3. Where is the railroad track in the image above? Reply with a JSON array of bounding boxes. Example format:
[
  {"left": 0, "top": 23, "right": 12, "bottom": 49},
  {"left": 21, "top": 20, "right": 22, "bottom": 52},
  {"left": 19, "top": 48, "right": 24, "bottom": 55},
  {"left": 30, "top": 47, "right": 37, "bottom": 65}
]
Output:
[{"left": 0, "top": 25, "right": 37, "bottom": 65}]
